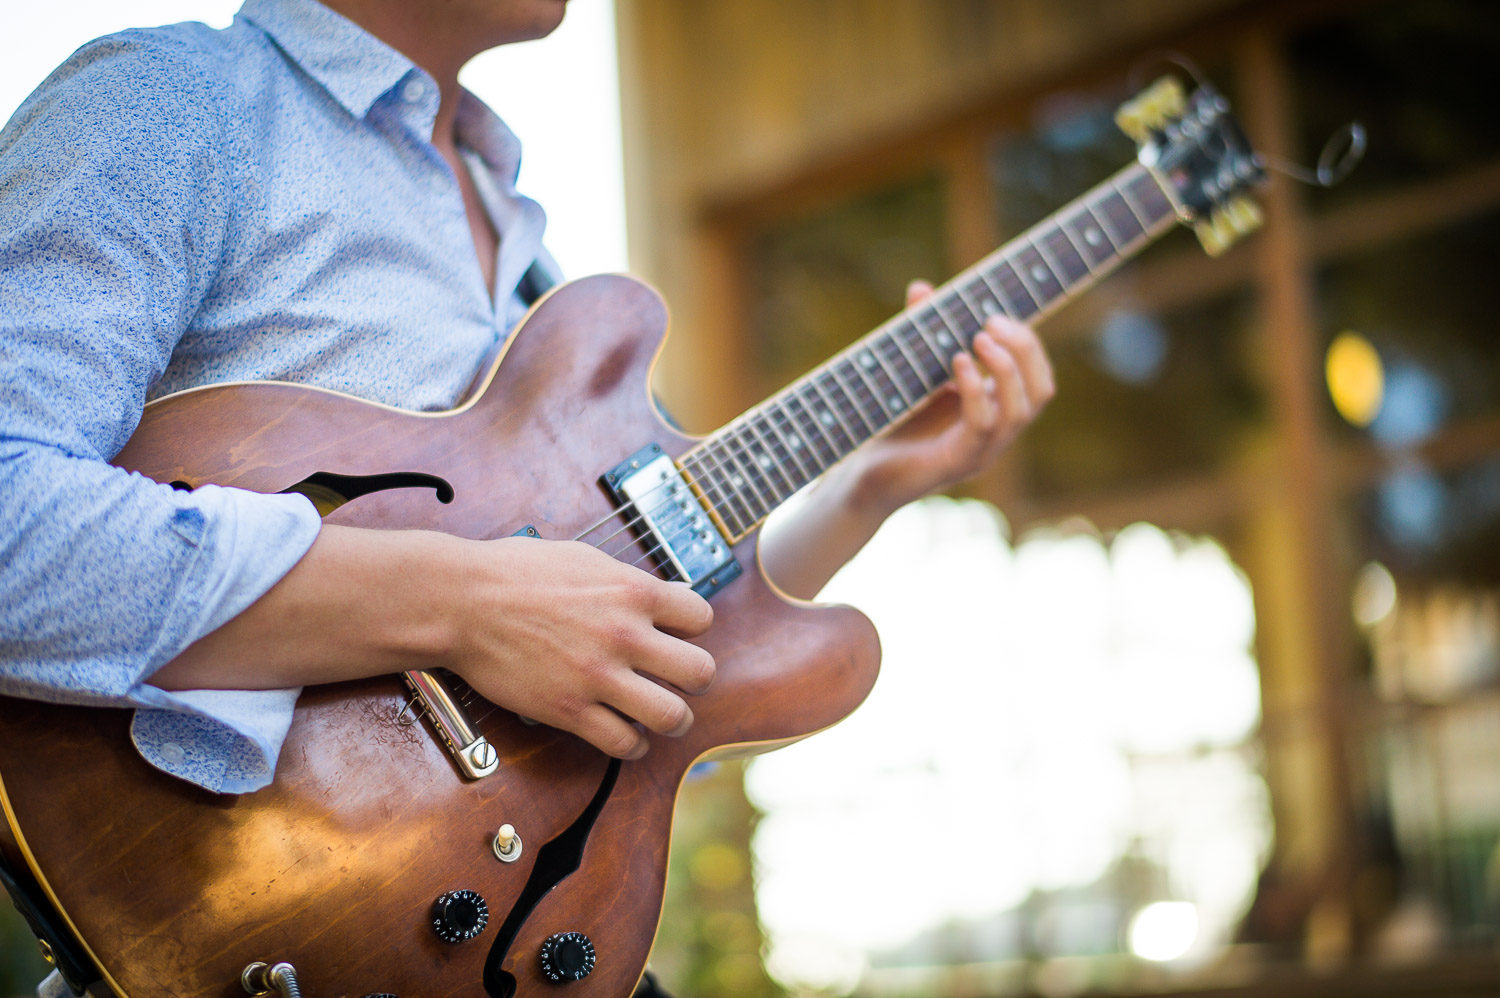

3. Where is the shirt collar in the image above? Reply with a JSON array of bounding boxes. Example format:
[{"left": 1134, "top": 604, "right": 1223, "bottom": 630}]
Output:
[
  {"left": 455, "top": 91, "right": 523, "bottom": 182},
  {"left": 237, "top": 0, "right": 418, "bottom": 120}
]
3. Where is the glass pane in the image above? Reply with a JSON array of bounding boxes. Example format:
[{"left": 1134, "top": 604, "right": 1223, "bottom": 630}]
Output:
[
  {"left": 1317, "top": 207, "right": 1500, "bottom": 443},
  {"left": 1352, "top": 455, "right": 1500, "bottom": 952},
  {"left": 988, "top": 90, "right": 1137, "bottom": 239},
  {"left": 1019, "top": 290, "right": 1264, "bottom": 498},
  {"left": 745, "top": 175, "right": 949, "bottom": 396},
  {"left": 1291, "top": 0, "right": 1500, "bottom": 210}
]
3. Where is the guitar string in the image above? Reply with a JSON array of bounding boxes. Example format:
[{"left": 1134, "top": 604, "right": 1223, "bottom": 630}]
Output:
[
  {"left": 587, "top": 358, "right": 936, "bottom": 564},
  {"left": 598, "top": 358, "right": 951, "bottom": 572},
  {"left": 456, "top": 188, "right": 1148, "bottom": 716},
  {"left": 571, "top": 188, "right": 1143, "bottom": 554},
  {"left": 576, "top": 365, "right": 914, "bottom": 554},
  {"left": 569, "top": 334, "right": 936, "bottom": 549},
  {"left": 578, "top": 306, "right": 980, "bottom": 557}
]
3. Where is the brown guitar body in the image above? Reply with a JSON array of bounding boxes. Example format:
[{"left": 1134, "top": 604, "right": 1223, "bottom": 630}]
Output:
[{"left": 0, "top": 275, "right": 881, "bottom": 998}]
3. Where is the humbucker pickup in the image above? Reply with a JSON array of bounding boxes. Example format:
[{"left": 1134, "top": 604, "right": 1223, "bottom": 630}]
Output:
[{"left": 603, "top": 443, "right": 741, "bottom": 600}]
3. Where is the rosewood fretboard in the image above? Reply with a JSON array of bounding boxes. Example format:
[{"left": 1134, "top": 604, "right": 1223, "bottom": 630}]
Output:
[{"left": 682, "top": 160, "right": 1179, "bottom": 540}]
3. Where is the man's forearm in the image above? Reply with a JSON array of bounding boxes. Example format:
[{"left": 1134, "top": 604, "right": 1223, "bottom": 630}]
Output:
[
  {"left": 150, "top": 525, "right": 459, "bottom": 692},
  {"left": 757, "top": 460, "right": 897, "bottom": 602}
]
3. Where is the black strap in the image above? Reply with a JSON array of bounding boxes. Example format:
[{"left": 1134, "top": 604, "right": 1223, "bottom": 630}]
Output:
[{"left": 0, "top": 850, "right": 102, "bottom": 996}]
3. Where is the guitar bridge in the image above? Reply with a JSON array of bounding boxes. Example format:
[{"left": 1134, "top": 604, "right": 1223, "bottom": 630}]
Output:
[{"left": 402, "top": 669, "right": 500, "bottom": 779}]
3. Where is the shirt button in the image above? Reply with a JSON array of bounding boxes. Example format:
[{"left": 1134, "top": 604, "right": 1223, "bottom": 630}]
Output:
[
  {"left": 402, "top": 79, "right": 427, "bottom": 104},
  {"left": 160, "top": 742, "right": 186, "bottom": 766}
]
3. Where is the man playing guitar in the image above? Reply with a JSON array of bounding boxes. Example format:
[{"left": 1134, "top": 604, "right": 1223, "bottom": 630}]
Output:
[{"left": 0, "top": 0, "right": 1052, "bottom": 993}]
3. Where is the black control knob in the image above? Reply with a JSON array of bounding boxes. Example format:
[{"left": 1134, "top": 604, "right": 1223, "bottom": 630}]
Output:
[
  {"left": 431, "top": 890, "right": 489, "bottom": 943},
  {"left": 539, "top": 932, "right": 596, "bottom": 983}
]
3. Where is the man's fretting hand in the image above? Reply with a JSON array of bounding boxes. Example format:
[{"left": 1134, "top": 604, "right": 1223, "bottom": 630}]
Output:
[
  {"left": 758, "top": 280, "right": 1055, "bottom": 601},
  {"left": 444, "top": 537, "right": 715, "bottom": 760},
  {"left": 845, "top": 279, "right": 1056, "bottom": 513}
]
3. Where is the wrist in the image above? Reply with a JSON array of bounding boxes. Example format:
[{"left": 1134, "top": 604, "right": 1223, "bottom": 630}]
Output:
[{"left": 836, "top": 450, "right": 920, "bottom": 521}]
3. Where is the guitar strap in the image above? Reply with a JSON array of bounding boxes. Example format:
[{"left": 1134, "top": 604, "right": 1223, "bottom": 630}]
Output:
[
  {"left": 0, "top": 849, "right": 102, "bottom": 996},
  {"left": 460, "top": 259, "right": 557, "bottom": 405}
]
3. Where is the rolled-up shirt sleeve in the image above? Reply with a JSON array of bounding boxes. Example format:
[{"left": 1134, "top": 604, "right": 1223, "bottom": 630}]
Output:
[{"left": 0, "top": 34, "right": 322, "bottom": 793}]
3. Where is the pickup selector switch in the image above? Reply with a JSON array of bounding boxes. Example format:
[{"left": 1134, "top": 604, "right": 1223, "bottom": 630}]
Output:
[
  {"left": 431, "top": 890, "right": 488, "bottom": 943},
  {"left": 539, "top": 932, "right": 596, "bottom": 983}
]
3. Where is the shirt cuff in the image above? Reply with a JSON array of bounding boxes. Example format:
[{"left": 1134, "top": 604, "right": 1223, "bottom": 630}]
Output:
[{"left": 130, "top": 484, "right": 321, "bottom": 793}]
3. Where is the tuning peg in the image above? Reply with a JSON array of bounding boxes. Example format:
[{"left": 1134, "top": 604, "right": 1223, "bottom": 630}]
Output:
[
  {"left": 1115, "top": 76, "right": 1186, "bottom": 143},
  {"left": 1194, "top": 212, "right": 1234, "bottom": 257},
  {"left": 1225, "top": 195, "right": 1263, "bottom": 236}
]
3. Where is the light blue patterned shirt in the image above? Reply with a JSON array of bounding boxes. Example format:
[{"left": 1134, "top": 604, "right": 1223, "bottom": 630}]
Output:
[{"left": 0, "top": 0, "right": 557, "bottom": 796}]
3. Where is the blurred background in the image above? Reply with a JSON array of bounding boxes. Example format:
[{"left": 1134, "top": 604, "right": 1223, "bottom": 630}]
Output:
[{"left": 4, "top": 0, "right": 1500, "bottom": 996}]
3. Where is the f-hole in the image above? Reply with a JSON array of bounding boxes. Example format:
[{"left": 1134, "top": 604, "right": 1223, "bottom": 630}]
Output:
[
  {"left": 484, "top": 758, "right": 622, "bottom": 998},
  {"left": 281, "top": 471, "right": 454, "bottom": 515},
  {"left": 166, "top": 471, "right": 454, "bottom": 516}
]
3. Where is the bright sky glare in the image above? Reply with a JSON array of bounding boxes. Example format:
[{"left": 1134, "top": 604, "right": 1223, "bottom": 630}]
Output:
[
  {"left": 0, "top": 1, "right": 628, "bottom": 277},
  {"left": 748, "top": 499, "right": 1270, "bottom": 991}
]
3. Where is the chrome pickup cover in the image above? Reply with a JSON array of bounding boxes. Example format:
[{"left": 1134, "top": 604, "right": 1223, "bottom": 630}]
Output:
[{"left": 604, "top": 444, "right": 741, "bottom": 599}]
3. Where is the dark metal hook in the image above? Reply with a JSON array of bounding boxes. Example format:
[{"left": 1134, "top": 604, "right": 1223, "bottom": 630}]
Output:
[{"left": 1261, "top": 121, "right": 1367, "bottom": 187}]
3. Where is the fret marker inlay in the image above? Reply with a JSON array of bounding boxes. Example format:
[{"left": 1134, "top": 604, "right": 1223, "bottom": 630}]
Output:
[{"left": 1084, "top": 227, "right": 1104, "bottom": 246}]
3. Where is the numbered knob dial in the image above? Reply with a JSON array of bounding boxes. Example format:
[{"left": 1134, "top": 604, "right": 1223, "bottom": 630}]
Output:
[
  {"left": 431, "top": 890, "right": 489, "bottom": 943},
  {"left": 539, "top": 932, "right": 596, "bottom": 983}
]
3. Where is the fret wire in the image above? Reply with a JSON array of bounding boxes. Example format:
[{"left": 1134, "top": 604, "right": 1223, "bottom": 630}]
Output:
[
  {"left": 856, "top": 338, "right": 915, "bottom": 415},
  {"left": 1019, "top": 241, "right": 1066, "bottom": 309},
  {"left": 1030, "top": 238, "right": 1071, "bottom": 298},
  {"left": 976, "top": 266, "right": 1020, "bottom": 318},
  {"left": 1057, "top": 209, "right": 1101, "bottom": 275},
  {"left": 892, "top": 317, "right": 947, "bottom": 383},
  {"left": 720, "top": 428, "right": 779, "bottom": 520},
  {"left": 904, "top": 310, "right": 955, "bottom": 376},
  {"left": 819, "top": 366, "right": 875, "bottom": 439},
  {"left": 1091, "top": 189, "right": 1141, "bottom": 250},
  {"left": 780, "top": 389, "right": 832, "bottom": 468},
  {"left": 1078, "top": 200, "right": 1122, "bottom": 256},
  {"left": 963, "top": 272, "right": 1008, "bottom": 326},
  {"left": 1039, "top": 225, "right": 1090, "bottom": 287},
  {"left": 952, "top": 280, "right": 996, "bottom": 335},
  {"left": 995, "top": 258, "right": 1039, "bottom": 317},
  {"left": 1008, "top": 248, "right": 1048, "bottom": 310},
  {"left": 869, "top": 335, "right": 924, "bottom": 402},
  {"left": 743, "top": 412, "right": 801, "bottom": 498},
  {"left": 928, "top": 294, "right": 972, "bottom": 346},
  {"left": 1126, "top": 168, "right": 1177, "bottom": 226},
  {"left": 809, "top": 370, "right": 864, "bottom": 449},
  {"left": 1112, "top": 176, "right": 1153, "bottom": 238},
  {"left": 881, "top": 327, "right": 935, "bottom": 395},
  {"left": 689, "top": 446, "right": 748, "bottom": 537},
  {"left": 720, "top": 424, "right": 782, "bottom": 512},
  {"left": 762, "top": 401, "right": 819, "bottom": 484},
  {"left": 840, "top": 353, "right": 895, "bottom": 425},
  {"left": 706, "top": 440, "right": 762, "bottom": 536},
  {"left": 825, "top": 358, "right": 882, "bottom": 433},
  {"left": 785, "top": 389, "right": 840, "bottom": 469}
]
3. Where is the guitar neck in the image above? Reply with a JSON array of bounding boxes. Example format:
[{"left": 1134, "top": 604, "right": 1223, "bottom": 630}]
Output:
[{"left": 683, "top": 160, "right": 1179, "bottom": 541}]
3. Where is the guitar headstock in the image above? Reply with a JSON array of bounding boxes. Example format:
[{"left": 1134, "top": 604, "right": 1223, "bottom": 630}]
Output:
[{"left": 1116, "top": 77, "right": 1267, "bottom": 257}]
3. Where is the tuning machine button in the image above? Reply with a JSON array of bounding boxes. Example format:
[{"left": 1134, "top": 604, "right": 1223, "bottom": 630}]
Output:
[
  {"left": 431, "top": 890, "right": 489, "bottom": 943},
  {"left": 539, "top": 932, "right": 596, "bottom": 983}
]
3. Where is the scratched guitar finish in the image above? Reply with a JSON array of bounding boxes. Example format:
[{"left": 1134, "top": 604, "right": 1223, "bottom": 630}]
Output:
[{"left": 0, "top": 79, "right": 1265, "bottom": 998}]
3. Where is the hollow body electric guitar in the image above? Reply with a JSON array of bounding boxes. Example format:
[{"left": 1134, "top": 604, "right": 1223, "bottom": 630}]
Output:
[{"left": 0, "top": 79, "right": 1264, "bottom": 998}]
